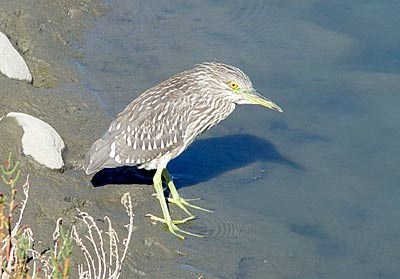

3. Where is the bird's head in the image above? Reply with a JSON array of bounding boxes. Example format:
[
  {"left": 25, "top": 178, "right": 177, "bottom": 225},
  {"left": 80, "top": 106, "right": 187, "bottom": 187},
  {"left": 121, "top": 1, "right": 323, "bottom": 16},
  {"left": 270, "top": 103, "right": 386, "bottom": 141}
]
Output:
[{"left": 198, "top": 61, "right": 283, "bottom": 113}]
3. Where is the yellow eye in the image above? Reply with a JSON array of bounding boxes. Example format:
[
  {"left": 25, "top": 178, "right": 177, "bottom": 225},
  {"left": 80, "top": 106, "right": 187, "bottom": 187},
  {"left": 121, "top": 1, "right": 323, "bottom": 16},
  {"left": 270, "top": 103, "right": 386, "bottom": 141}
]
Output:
[{"left": 228, "top": 81, "right": 239, "bottom": 90}]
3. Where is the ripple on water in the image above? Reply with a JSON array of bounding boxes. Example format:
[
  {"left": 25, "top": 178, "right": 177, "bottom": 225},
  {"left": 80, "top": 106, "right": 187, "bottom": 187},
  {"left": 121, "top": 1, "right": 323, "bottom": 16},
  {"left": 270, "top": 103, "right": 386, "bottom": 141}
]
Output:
[
  {"left": 208, "top": 0, "right": 287, "bottom": 39},
  {"left": 199, "top": 214, "right": 256, "bottom": 240}
]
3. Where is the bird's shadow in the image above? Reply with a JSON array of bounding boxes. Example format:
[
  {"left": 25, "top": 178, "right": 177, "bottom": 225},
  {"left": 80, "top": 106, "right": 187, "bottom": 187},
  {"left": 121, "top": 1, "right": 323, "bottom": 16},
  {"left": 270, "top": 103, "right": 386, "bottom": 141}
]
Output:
[{"left": 91, "top": 134, "right": 301, "bottom": 188}]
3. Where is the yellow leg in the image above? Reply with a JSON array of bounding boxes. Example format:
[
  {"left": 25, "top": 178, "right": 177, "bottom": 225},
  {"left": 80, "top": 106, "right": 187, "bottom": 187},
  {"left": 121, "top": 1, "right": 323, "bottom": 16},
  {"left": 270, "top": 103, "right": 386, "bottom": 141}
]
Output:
[
  {"left": 162, "top": 168, "right": 213, "bottom": 216},
  {"left": 145, "top": 167, "right": 203, "bottom": 239}
]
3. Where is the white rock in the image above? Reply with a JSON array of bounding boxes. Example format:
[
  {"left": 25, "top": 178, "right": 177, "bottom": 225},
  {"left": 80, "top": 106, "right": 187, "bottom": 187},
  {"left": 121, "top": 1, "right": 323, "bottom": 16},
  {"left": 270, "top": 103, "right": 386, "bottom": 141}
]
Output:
[
  {"left": 0, "top": 31, "right": 33, "bottom": 83},
  {"left": 2, "top": 112, "right": 65, "bottom": 169}
]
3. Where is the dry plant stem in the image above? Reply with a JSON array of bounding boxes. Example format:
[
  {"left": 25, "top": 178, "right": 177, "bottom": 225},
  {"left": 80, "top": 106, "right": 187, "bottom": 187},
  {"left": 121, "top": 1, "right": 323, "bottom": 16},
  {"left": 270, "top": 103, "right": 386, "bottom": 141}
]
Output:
[
  {"left": 117, "top": 193, "right": 134, "bottom": 273},
  {"left": 50, "top": 218, "right": 73, "bottom": 279},
  {"left": 0, "top": 194, "right": 6, "bottom": 264},
  {"left": 11, "top": 175, "right": 29, "bottom": 238},
  {"left": 72, "top": 192, "right": 134, "bottom": 279},
  {"left": 8, "top": 177, "right": 30, "bottom": 278},
  {"left": 1, "top": 154, "right": 133, "bottom": 279},
  {"left": 72, "top": 223, "right": 95, "bottom": 279},
  {"left": 0, "top": 154, "right": 31, "bottom": 279},
  {"left": 23, "top": 229, "right": 37, "bottom": 279},
  {"left": 0, "top": 155, "right": 74, "bottom": 279},
  {"left": 82, "top": 210, "right": 106, "bottom": 278},
  {"left": 52, "top": 218, "right": 63, "bottom": 278},
  {"left": 104, "top": 216, "right": 119, "bottom": 278},
  {"left": 2, "top": 159, "right": 21, "bottom": 264}
]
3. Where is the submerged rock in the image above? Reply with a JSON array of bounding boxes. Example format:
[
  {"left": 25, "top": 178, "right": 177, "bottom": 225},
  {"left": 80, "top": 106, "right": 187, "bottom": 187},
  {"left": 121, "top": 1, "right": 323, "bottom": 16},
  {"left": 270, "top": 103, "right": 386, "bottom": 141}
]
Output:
[
  {"left": 0, "top": 31, "right": 33, "bottom": 83},
  {"left": 0, "top": 112, "right": 65, "bottom": 169}
]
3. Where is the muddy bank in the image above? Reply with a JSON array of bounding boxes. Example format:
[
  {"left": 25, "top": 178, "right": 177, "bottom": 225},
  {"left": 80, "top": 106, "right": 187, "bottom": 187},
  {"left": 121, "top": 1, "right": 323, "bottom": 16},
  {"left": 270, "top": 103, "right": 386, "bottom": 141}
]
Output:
[
  {"left": 0, "top": 1, "right": 209, "bottom": 278},
  {"left": 0, "top": 0, "right": 105, "bottom": 88}
]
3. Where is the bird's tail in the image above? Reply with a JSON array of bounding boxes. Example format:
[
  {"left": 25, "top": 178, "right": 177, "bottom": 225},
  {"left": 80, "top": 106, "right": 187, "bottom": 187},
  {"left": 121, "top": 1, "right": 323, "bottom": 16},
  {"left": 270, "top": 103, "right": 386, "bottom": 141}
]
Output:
[{"left": 84, "top": 138, "right": 111, "bottom": 175}]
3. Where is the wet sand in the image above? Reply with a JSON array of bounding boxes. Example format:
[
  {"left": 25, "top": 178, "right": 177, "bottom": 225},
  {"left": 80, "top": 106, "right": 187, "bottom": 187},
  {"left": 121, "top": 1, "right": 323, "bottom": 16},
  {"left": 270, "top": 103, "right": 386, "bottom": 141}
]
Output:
[{"left": 0, "top": 1, "right": 206, "bottom": 278}]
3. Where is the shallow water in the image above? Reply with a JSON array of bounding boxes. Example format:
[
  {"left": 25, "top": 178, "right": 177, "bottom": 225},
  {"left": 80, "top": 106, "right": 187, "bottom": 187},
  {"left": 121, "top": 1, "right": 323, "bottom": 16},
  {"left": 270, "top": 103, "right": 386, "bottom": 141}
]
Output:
[{"left": 78, "top": 1, "right": 400, "bottom": 278}]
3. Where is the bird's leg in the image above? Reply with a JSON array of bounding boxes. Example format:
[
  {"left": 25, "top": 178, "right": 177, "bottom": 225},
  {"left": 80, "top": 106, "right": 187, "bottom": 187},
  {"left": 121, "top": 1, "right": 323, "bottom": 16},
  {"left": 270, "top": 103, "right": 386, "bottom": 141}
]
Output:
[
  {"left": 146, "top": 167, "right": 202, "bottom": 239},
  {"left": 162, "top": 168, "right": 213, "bottom": 215}
]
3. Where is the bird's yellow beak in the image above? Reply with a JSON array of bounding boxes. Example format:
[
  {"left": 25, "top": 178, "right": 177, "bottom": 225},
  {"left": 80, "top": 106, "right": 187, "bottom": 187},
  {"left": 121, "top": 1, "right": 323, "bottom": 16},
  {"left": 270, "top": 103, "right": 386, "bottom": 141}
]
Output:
[{"left": 245, "top": 89, "right": 283, "bottom": 112}]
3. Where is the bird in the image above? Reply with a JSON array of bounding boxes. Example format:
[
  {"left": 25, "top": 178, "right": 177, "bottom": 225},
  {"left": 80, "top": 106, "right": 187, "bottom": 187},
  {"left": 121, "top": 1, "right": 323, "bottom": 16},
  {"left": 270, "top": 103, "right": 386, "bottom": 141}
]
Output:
[{"left": 84, "top": 61, "right": 283, "bottom": 239}]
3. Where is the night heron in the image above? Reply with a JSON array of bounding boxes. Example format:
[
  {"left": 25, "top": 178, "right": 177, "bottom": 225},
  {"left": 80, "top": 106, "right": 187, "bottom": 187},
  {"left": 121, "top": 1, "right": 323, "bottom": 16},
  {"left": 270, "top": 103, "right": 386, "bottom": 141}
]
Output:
[{"left": 84, "top": 61, "right": 282, "bottom": 239}]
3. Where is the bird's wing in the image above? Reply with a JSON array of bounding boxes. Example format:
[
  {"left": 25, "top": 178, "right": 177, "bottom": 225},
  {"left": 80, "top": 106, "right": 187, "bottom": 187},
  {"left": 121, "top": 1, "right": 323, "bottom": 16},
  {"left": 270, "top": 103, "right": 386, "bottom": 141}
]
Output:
[{"left": 85, "top": 89, "right": 193, "bottom": 173}]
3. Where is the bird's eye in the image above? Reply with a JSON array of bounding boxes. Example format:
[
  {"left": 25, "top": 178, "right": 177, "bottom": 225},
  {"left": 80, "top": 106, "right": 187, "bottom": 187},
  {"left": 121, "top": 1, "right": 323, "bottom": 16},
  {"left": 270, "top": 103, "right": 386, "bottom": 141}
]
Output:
[{"left": 228, "top": 81, "right": 239, "bottom": 90}]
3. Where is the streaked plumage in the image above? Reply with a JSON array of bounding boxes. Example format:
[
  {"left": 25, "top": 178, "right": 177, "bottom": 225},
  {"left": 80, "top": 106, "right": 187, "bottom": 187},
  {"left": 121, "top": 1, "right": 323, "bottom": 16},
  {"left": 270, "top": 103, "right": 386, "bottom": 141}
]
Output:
[{"left": 85, "top": 61, "right": 282, "bottom": 239}]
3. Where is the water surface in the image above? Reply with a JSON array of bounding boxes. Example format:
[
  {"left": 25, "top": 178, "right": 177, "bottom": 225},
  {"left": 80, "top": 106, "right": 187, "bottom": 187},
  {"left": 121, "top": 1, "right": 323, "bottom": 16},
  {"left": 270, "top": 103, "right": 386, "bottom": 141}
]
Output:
[{"left": 78, "top": 1, "right": 400, "bottom": 278}]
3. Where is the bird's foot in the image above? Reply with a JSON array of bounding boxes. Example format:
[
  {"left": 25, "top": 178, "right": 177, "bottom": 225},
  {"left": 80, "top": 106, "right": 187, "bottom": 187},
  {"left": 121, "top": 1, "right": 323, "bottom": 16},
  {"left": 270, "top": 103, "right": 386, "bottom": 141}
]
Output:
[
  {"left": 146, "top": 214, "right": 195, "bottom": 224},
  {"left": 167, "top": 196, "right": 214, "bottom": 216},
  {"left": 145, "top": 214, "right": 203, "bottom": 239}
]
